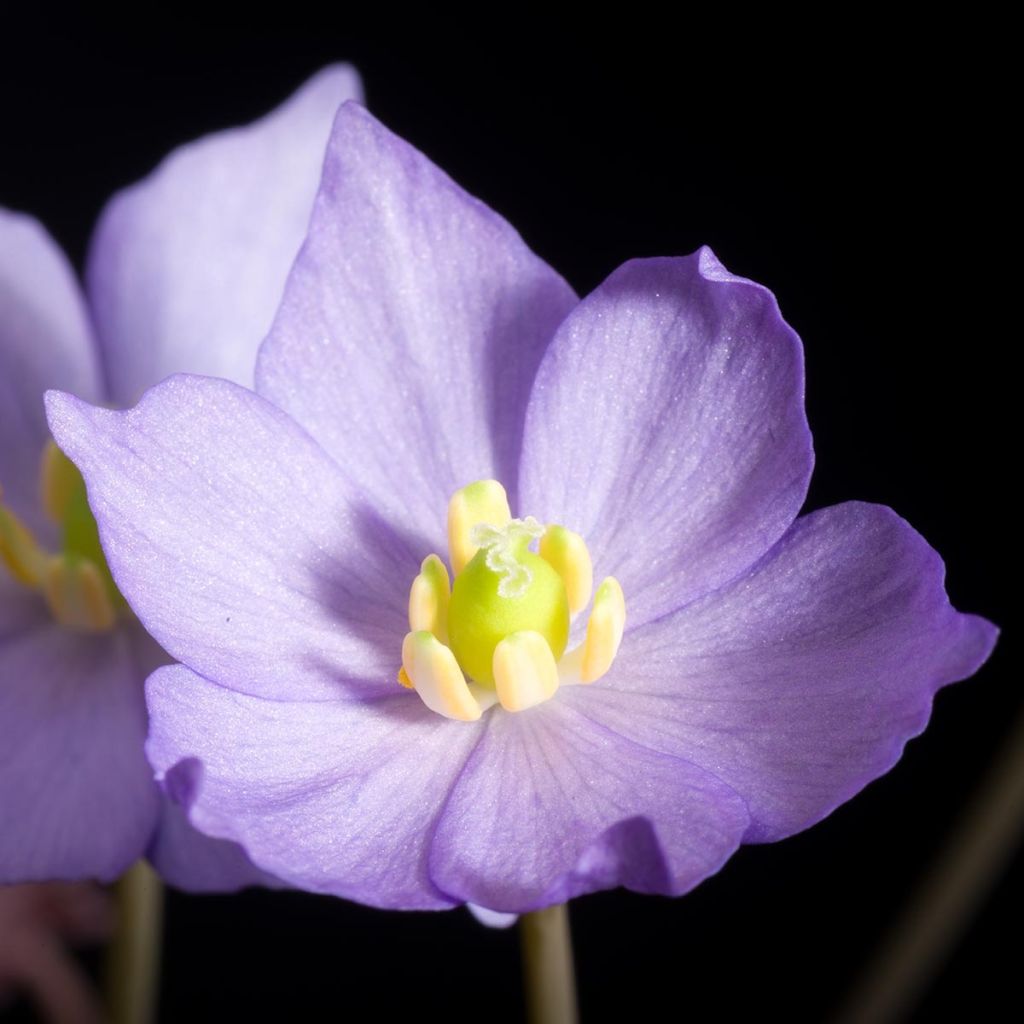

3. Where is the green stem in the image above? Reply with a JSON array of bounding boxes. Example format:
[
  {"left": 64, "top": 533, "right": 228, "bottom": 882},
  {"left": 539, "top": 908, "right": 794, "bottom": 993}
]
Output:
[
  {"left": 104, "top": 860, "right": 164, "bottom": 1024},
  {"left": 520, "top": 903, "right": 578, "bottom": 1024}
]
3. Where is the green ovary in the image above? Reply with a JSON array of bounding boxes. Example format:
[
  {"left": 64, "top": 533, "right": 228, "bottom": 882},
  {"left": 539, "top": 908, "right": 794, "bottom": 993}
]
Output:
[
  {"left": 448, "top": 547, "right": 569, "bottom": 686},
  {"left": 51, "top": 448, "right": 120, "bottom": 604},
  {"left": 0, "top": 440, "right": 122, "bottom": 629}
]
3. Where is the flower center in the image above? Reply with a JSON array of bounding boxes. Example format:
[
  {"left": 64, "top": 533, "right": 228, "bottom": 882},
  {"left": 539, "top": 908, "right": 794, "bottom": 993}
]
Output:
[
  {"left": 398, "top": 480, "right": 625, "bottom": 721},
  {"left": 0, "top": 440, "right": 122, "bottom": 631},
  {"left": 449, "top": 517, "right": 569, "bottom": 685}
]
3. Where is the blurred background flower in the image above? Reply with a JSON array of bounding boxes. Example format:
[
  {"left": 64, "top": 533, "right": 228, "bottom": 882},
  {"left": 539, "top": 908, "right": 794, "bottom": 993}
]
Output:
[{"left": 0, "top": 65, "right": 359, "bottom": 890}]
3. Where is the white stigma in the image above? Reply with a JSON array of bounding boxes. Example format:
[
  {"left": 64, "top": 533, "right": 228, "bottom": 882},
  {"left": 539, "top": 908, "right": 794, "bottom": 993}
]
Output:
[{"left": 470, "top": 516, "right": 544, "bottom": 598}]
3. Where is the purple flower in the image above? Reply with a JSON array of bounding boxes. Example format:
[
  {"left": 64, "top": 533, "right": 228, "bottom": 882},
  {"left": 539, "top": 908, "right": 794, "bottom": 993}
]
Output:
[
  {"left": 0, "top": 66, "right": 362, "bottom": 883},
  {"left": 47, "top": 104, "right": 997, "bottom": 912}
]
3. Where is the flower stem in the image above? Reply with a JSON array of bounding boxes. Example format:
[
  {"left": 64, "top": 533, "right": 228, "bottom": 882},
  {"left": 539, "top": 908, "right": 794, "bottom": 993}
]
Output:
[
  {"left": 104, "top": 860, "right": 164, "bottom": 1024},
  {"left": 520, "top": 903, "right": 578, "bottom": 1024},
  {"left": 834, "top": 704, "right": 1024, "bottom": 1023}
]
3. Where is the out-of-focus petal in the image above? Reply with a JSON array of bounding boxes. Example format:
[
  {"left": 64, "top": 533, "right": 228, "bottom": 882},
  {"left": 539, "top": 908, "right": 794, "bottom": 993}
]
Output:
[
  {"left": 46, "top": 376, "right": 411, "bottom": 703},
  {"left": 147, "top": 798, "right": 282, "bottom": 893},
  {"left": 145, "top": 664, "right": 485, "bottom": 910},
  {"left": 0, "top": 577, "right": 45, "bottom": 642},
  {"left": 579, "top": 502, "right": 998, "bottom": 842},
  {"left": 428, "top": 698, "right": 749, "bottom": 912},
  {"left": 0, "top": 210, "right": 102, "bottom": 534},
  {"left": 519, "top": 250, "right": 813, "bottom": 627},
  {"left": 0, "top": 619, "right": 159, "bottom": 882},
  {"left": 257, "top": 103, "right": 577, "bottom": 545},
  {"left": 89, "top": 65, "right": 363, "bottom": 404}
]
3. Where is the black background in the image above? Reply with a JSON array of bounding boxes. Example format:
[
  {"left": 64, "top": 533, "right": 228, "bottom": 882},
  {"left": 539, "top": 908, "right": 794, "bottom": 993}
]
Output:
[{"left": 1, "top": 20, "right": 1012, "bottom": 1024}]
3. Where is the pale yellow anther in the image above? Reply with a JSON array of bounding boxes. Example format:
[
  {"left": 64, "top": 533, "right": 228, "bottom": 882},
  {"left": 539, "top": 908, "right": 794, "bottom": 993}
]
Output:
[
  {"left": 493, "top": 630, "right": 560, "bottom": 712},
  {"left": 408, "top": 554, "right": 450, "bottom": 642},
  {"left": 0, "top": 499, "right": 46, "bottom": 588},
  {"left": 447, "top": 480, "right": 511, "bottom": 575},
  {"left": 539, "top": 524, "right": 593, "bottom": 616},
  {"left": 558, "top": 576, "right": 627, "bottom": 685},
  {"left": 401, "top": 630, "right": 482, "bottom": 722},
  {"left": 40, "top": 440, "right": 80, "bottom": 525},
  {"left": 579, "top": 577, "right": 626, "bottom": 683},
  {"left": 41, "top": 556, "right": 117, "bottom": 632}
]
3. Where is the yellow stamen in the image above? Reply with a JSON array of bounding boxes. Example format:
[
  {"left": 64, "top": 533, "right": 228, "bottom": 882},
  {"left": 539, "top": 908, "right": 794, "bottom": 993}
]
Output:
[
  {"left": 42, "top": 555, "right": 117, "bottom": 632},
  {"left": 408, "top": 553, "right": 451, "bottom": 642},
  {"left": 400, "top": 482, "right": 627, "bottom": 720},
  {"left": 539, "top": 524, "right": 593, "bottom": 616},
  {"left": 447, "top": 479, "right": 511, "bottom": 575},
  {"left": 39, "top": 439, "right": 81, "bottom": 525},
  {"left": 558, "top": 577, "right": 626, "bottom": 684},
  {"left": 0, "top": 499, "right": 47, "bottom": 588},
  {"left": 493, "top": 630, "right": 560, "bottom": 712},
  {"left": 579, "top": 577, "right": 626, "bottom": 683},
  {"left": 3, "top": 445, "right": 121, "bottom": 634},
  {"left": 401, "top": 630, "right": 482, "bottom": 722}
]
